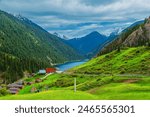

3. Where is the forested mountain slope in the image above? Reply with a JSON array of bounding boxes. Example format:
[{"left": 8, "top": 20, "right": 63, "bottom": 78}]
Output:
[{"left": 0, "top": 10, "right": 83, "bottom": 83}]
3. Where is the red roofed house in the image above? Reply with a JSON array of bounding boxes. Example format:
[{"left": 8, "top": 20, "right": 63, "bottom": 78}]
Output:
[{"left": 46, "top": 68, "right": 56, "bottom": 73}]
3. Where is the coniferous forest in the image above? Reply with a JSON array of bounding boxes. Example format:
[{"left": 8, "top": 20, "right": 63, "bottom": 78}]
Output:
[{"left": 0, "top": 10, "right": 83, "bottom": 84}]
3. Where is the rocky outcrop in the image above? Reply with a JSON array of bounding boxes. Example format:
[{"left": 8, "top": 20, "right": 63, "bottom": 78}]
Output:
[{"left": 98, "top": 17, "right": 150, "bottom": 56}]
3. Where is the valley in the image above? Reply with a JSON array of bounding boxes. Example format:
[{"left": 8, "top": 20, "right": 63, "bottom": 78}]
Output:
[
  {"left": 64, "top": 31, "right": 108, "bottom": 58},
  {"left": 0, "top": 10, "right": 83, "bottom": 84},
  {"left": 0, "top": 10, "right": 150, "bottom": 100}
]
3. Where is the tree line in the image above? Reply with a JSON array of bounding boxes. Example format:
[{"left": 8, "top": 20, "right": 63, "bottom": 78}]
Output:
[{"left": 0, "top": 51, "right": 50, "bottom": 84}]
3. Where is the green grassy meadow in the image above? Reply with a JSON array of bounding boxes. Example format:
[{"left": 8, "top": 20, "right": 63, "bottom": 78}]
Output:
[{"left": 0, "top": 47, "right": 150, "bottom": 100}]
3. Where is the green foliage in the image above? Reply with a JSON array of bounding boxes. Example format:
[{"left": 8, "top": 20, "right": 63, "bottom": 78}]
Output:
[
  {"left": 19, "top": 74, "right": 60, "bottom": 94},
  {"left": 71, "top": 47, "right": 150, "bottom": 75},
  {"left": 0, "top": 10, "right": 150, "bottom": 99},
  {"left": 54, "top": 78, "right": 74, "bottom": 87},
  {"left": 0, "top": 90, "right": 98, "bottom": 100},
  {"left": 0, "top": 46, "right": 149, "bottom": 100},
  {"left": 0, "top": 88, "right": 9, "bottom": 97},
  {"left": 1, "top": 75, "right": 150, "bottom": 100},
  {"left": 0, "top": 10, "right": 83, "bottom": 83},
  {"left": 0, "top": 52, "right": 49, "bottom": 83}
]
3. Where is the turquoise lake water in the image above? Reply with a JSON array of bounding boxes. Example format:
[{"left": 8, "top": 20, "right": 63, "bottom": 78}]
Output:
[{"left": 56, "top": 60, "right": 88, "bottom": 71}]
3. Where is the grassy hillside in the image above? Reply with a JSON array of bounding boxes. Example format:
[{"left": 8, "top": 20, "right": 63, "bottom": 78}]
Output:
[
  {"left": 0, "top": 90, "right": 98, "bottom": 100},
  {"left": 0, "top": 74, "right": 150, "bottom": 100},
  {"left": 0, "top": 47, "right": 149, "bottom": 100},
  {"left": 70, "top": 47, "right": 150, "bottom": 75}
]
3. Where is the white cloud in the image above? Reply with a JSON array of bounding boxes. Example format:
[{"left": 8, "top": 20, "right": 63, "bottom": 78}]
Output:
[
  {"left": 79, "top": 24, "right": 103, "bottom": 30},
  {"left": 0, "top": 0, "right": 150, "bottom": 37},
  {"left": 1, "top": 0, "right": 150, "bottom": 17}
]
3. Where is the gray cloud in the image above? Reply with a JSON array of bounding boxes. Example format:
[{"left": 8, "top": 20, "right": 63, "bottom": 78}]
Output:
[{"left": 0, "top": 0, "right": 150, "bottom": 38}]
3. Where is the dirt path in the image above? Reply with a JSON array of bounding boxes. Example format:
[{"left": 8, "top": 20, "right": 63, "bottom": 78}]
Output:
[
  {"left": 41, "top": 73, "right": 53, "bottom": 80},
  {"left": 123, "top": 79, "right": 140, "bottom": 83}
]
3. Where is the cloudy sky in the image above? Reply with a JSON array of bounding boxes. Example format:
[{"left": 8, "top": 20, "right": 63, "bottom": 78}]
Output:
[{"left": 0, "top": 0, "right": 150, "bottom": 38}]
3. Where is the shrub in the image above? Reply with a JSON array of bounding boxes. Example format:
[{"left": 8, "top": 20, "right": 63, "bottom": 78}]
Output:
[
  {"left": 0, "top": 88, "right": 9, "bottom": 97},
  {"left": 136, "top": 50, "right": 140, "bottom": 53},
  {"left": 54, "top": 78, "right": 74, "bottom": 87},
  {"left": 120, "top": 70, "right": 126, "bottom": 74}
]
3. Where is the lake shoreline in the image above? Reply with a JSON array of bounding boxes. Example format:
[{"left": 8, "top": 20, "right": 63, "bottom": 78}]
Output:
[
  {"left": 55, "top": 59, "right": 89, "bottom": 71},
  {"left": 54, "top": 59, "right": 89, "bottom": 66}
]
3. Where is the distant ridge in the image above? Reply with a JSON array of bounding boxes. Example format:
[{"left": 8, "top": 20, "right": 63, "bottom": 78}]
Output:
[{"left": 64, "top": 31, "right": 108, "bottom": 58}]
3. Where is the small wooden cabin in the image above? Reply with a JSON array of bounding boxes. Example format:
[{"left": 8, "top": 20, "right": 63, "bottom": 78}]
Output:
[
  {"left": 7, "top": 80, "right": 25, "bottom": 94},
  {"left": 17, "top": 80, "right": 24, "bottom": 85},
  {"left": 7, "top": 83, "right": 23, "bottom": 89}
]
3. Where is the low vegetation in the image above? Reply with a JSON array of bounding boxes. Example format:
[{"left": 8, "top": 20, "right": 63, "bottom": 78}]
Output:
[
  {"left": 71, "top": 47, "right": 150, "bottom": 75},
  {"left": 0, "top": 90, "right": 98, "bottom": 100},
  {"left": 0, "top": 47, "right": 149, "bottom": 100}
]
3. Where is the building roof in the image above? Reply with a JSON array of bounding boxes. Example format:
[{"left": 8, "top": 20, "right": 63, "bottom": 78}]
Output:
[
  {"left": 9, "top": 90, "right": 18, "bottom": 94},
  {"left": 7, "top": 83, "right": 23, "bottom": 88},
  {"left": 39, "top": 70, "right": 46, "bottom": 74},
  {"left": 9, "top": 88, "right": 20, "bottom": 91},
  {"left": 46, "top": 68, "right": 56, "bottom": 70},
  {"left": 46, "top": 68, "right": 56, "bottom": 73},
  {"left": 16, "top": 80, "right": 23, "bottom": 85}
]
